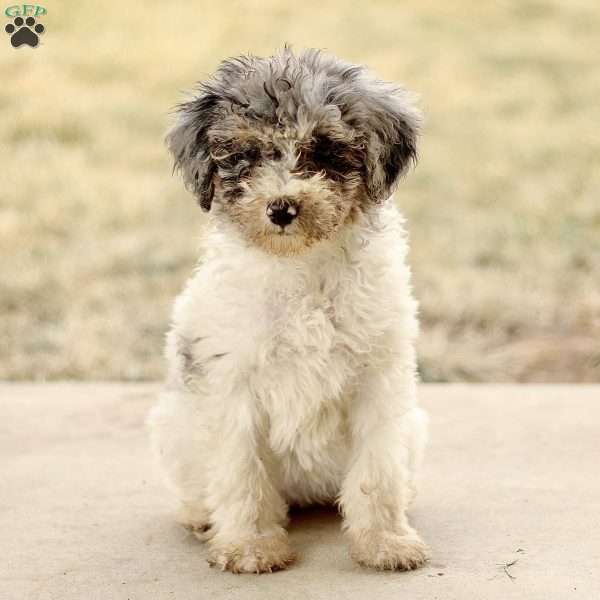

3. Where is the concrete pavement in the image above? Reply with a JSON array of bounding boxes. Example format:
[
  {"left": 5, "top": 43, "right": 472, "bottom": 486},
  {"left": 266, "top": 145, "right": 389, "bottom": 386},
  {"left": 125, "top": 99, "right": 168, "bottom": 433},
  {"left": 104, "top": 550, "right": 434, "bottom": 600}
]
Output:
[{"left": 1, "top": 384, "right": 599, "bottom": 599}]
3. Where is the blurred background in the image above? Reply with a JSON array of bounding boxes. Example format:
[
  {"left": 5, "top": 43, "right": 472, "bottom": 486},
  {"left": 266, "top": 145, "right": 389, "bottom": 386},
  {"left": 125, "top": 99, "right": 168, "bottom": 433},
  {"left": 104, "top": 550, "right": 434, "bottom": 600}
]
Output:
[{"left": 2, "top": 0, "right": 599, "bottom": 382}]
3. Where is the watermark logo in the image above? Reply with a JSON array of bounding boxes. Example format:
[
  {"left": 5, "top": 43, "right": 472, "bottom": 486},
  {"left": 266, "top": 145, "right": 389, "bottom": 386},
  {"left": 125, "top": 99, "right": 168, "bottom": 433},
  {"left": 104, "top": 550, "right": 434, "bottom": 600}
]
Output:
[{"left": 5, "top": 4, "right": 46, "bottom": 47}]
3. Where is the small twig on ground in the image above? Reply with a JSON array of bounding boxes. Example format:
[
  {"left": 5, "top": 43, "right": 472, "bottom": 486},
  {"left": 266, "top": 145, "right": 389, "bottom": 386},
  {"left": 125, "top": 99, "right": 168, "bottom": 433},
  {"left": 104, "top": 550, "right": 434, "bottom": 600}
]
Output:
[{"left": 498, "top": 558, "right": 519, "bottom": 581}]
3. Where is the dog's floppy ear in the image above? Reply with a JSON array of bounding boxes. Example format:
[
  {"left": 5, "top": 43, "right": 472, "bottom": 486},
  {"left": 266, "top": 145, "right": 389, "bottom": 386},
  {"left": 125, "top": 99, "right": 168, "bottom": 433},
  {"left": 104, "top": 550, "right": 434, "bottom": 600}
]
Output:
[
  {"left": 166, "top": 93, "right": 220, "bottom": 212},
  {"left": 363, "top": 87, "right": 422, "bottom": 204}
]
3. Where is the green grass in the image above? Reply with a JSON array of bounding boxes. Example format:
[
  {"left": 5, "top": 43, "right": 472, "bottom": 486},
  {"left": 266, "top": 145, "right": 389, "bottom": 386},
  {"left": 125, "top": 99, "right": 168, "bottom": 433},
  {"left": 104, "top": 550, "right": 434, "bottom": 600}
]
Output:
[{"left": 2, "top": 0, "right": 599, "bottom": 381}]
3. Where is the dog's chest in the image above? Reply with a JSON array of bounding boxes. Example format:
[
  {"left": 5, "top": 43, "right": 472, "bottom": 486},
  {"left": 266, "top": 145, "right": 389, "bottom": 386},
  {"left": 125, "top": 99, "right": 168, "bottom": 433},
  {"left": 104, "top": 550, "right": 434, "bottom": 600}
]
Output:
[
  {"left": 244, "top": 257, "right": 380, "bottom": 443},
  {"left": 185, "top": 243, "right": 388, "bottom": 459},
  {"left": 244, "top": 266, "right": 357, "bottom": 482},
  {"left": 265, "top": 263, "right": 373, "bottom": 374}
]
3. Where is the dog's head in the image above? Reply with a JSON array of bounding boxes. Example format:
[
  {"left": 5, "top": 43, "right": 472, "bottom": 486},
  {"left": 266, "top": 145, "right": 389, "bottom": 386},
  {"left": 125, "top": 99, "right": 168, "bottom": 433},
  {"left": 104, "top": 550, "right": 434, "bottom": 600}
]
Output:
[{"left": 167, "top": 48, "right": 421, "bottom": 255}]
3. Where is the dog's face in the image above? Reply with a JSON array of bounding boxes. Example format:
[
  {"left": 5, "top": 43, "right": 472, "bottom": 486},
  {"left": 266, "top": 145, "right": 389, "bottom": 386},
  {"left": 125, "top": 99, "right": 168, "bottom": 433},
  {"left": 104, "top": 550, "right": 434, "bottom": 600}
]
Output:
[{"left": 168, "top": 49, "right": 421, "bottom": 255}]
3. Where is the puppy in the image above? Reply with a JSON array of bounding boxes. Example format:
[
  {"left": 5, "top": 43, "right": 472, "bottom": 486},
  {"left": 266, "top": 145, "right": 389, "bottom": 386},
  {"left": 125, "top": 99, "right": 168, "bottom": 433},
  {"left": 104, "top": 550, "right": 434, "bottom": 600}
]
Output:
[{"left": 148, "top": 47, "right": 428, "bottom": 574}]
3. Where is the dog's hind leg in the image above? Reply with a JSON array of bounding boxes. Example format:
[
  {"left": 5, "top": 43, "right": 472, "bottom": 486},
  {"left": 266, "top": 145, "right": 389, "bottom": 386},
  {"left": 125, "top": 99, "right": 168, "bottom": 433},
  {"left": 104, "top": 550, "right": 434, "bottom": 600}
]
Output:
[
  {"left": 147, "top": 388, "right": 212, "bottom": 535},
  {"left": 176, "top": 502, "right": 213, "bottom": 540}
]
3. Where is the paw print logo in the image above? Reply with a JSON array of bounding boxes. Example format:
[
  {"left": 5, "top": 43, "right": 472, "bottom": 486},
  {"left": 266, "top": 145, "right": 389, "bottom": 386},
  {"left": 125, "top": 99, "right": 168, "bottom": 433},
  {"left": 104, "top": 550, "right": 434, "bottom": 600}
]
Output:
[{"left": 5, "top": 16, "right": 45, "bottom": 48}]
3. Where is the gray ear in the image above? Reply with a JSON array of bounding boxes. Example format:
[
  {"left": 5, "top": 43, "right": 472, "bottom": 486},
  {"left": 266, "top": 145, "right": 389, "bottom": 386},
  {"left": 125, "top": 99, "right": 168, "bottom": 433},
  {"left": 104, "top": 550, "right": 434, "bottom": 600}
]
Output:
[
  {"left": 166, "top": 93, "right": 220, "bottom": 211},
  {"left": 363, "top": 88, "right": 422, "bottom": 204}
]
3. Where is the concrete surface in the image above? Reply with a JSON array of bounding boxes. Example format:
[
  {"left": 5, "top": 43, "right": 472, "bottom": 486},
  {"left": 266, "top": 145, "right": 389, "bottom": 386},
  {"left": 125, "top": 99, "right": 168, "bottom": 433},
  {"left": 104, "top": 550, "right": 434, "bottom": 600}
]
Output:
[{"left": 1, "top": 384, "right": 599, "bottom": 600}]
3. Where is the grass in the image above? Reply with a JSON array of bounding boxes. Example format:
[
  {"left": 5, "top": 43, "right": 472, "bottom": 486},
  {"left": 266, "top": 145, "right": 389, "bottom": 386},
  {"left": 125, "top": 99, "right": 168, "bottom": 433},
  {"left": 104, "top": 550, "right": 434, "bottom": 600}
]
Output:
[{"left": 2, "top": 0, "right": 599, "bottom": 381}]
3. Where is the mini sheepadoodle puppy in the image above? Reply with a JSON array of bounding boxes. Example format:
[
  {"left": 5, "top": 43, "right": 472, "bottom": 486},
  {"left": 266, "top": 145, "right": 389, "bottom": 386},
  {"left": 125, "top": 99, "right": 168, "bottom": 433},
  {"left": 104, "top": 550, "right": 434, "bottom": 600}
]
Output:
[{"left": 148, "top": 47, "right": 428, "bottom": 574}]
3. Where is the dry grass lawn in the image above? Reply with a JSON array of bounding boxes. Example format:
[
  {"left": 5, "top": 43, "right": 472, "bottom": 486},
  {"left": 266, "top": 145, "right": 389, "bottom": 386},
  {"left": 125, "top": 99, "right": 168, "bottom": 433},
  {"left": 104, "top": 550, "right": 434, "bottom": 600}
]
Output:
[{"left": 2, "top": 0, "right": 599, "bottom": 381}]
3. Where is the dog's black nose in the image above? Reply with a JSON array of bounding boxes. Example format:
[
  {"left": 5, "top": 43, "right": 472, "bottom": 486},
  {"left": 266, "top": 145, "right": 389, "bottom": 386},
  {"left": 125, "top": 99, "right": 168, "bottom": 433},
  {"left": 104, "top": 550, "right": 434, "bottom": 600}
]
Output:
[{"left": 267, "top": 200, "right": 298, "bottom": 228}]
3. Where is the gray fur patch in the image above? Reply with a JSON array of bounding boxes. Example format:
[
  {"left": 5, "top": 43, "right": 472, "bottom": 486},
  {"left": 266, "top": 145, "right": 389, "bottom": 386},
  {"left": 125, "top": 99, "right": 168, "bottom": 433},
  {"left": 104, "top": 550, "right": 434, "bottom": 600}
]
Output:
[
  {"left": 176, "top": 335, "right": 228, "bottom": 387},
  {"left": 176, "top": 335, "right": 202, "bottom": 378}
]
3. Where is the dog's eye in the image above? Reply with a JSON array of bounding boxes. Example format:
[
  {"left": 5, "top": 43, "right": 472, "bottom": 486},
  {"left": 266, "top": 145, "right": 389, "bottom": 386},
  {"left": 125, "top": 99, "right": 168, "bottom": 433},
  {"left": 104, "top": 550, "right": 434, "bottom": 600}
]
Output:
[
  {"left": 310, "top": 135, "right": 360, "bottom": 180},
  {"left": 213, "top": 144, "right": 260, "bottom": 168},
  {"left": 244, "top": 146, "right": 261, "bottom": 163},
  {"left": 264, "top": 146, "right": 283, "bottom": 161}
]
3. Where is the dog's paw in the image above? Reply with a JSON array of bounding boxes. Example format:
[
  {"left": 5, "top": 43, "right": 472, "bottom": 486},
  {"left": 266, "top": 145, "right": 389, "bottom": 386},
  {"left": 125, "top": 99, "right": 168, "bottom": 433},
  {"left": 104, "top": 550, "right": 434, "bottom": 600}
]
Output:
[
  {"left": 349, "top": 529, "right": 429, "bottom": 571},
  {"left": 176, "top": 503, "right": 213, "bottom": 540},
  {"left": 208, "top": 530, "right": 295, "bottom": 574}
]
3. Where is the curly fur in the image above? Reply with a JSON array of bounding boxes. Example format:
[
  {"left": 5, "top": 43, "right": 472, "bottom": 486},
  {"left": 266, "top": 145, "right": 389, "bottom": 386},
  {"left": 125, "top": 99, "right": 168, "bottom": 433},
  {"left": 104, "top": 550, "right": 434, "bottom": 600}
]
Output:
[{"left": 148, "top": 47, "right": 428, "bottom": 573}]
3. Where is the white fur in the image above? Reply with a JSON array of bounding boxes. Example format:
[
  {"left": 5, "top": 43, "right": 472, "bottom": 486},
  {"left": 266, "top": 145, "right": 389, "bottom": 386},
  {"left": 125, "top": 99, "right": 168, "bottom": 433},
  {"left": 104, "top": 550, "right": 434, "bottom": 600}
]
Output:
[{"left": 148, "top": 202, "right": 428, "bottom": 573}]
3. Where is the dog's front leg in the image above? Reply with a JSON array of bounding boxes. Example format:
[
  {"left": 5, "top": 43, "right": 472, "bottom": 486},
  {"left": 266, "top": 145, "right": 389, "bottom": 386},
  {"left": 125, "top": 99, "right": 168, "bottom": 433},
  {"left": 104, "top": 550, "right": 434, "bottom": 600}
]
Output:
[
  {"left": 340, "top": 368, "right": 428, "bottom": 570},
  {"left": 205, "top": 395, "right": 294, "bottom": 573}
]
